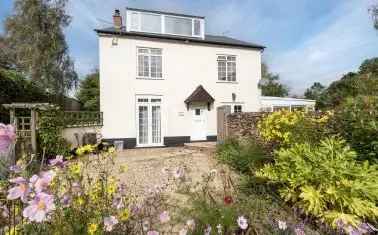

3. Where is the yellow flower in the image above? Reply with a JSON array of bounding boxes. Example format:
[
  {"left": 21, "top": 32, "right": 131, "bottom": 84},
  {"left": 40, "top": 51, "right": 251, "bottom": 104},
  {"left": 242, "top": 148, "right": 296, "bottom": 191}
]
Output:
[
  {"left": 107, "top": 180, "right": 117, "bottom": 195},
  {"left": 88, "top": 223, "right": 98, "bottom": 235},
  {"left": 119, "top": 208, "right": 130, "bottom": 221},
  {"left": 69, "top": 162, "right": 82, "bottom": 176},
  {"left": 76, "top": 197, "right": 85, "bottom": 206},
  {"left": 108, "top": 147, "right": 116, "bottom": 154},
  {"left": 76, "top": 144, "right": 95, "bottom": 156}
]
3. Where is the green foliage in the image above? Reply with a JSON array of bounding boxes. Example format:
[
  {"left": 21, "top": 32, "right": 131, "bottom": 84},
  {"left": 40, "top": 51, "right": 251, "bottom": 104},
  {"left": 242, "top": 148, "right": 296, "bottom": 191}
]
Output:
[
  {"left": 316, "top": 58, "right": 378, "bottom": 109},
  {"left": 76, "top": 71, "right": 100, "bottom": 111},
  {"left": 216, "top": 138, "right": 270, "bottom": 173},
  {"left": 332, "top": 95, "right": 378, "bottom": 162},
  {"left": 38, "top": 107, "right": 70, "bottom": 158},
  {"left": 4, "top": 0, "right": 78, "bottom": 103},
  {"left": 257, "top": 138, "right": 378, "bottom": 230},
  {"left": 0, "top": 68, "right": 49, "bottom": 122},
  {"left": 304, "top": 82, "right": 326, "bottom": 109},
  {"left": 258, "top": 111, "right": 331, "bottom": 147},
  {"left": 260, "top": 63, "right": 289, "bottom": 97}
]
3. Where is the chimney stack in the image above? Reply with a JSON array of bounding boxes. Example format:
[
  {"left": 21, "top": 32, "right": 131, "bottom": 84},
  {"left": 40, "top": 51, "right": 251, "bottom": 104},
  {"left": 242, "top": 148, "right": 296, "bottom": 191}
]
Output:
[{"left": 113, "top": 9, "right": 122, "bottom": 29}]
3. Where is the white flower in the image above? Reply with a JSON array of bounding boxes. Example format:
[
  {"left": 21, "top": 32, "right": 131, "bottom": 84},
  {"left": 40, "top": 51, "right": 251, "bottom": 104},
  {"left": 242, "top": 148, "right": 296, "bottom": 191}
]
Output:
[
  {"left": 237, "top": 216, "right": 248, "bottom": 230},
  {"left": 142, "top": 221, "right": 150, "bottom": 231},
  {"left": 204, "top": 225, "right": 212, "bottom": 235},
  {"left": 210, "top": 169, "right": 217, "bottom": 175},
  {"left": 179, "top": 228, "right": 188, "bottom": 235},
  {"left": 186, "top": 219, "right": 195, "bottom": 230},
  {"left": 104, "top": 216, "right": 118, "bottom": 232},
  {"left": 216, "top": 224, "right": 222, "bottom": 234},
  {"left": 278, "top": 220, "right": 287, "bottom": 230}
]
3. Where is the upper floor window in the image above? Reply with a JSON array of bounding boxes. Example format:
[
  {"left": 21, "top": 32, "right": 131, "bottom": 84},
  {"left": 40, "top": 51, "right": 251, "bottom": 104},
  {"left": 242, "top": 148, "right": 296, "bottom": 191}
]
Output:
[
  {"left": 234, "top": 105, "right": 242, "bottom": 113},
  {"left": 217, "top": 55, "right": 236, "bottom": 82},
  {"left": 137, "top": 47, "right": 162, "bottom": 79},
  {"left": 127, "top": 9, "right": 204, "bottom": 38}
]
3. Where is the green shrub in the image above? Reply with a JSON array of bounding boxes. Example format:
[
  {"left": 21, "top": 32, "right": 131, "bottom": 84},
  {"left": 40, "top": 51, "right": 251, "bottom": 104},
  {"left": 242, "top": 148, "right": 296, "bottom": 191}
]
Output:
[
  {"left": 216, "top": 138, "right": 270, "bottom": 173},
  {"left": 38, "top": 107, "right": 70, "bottom": 158},
  {"left": 332, "top": 95, "right": 378, "bottom": 162},
  {"left": 257, "top": 137, "right": 378, "bottom": 231},
  {"left": 257, "top": 111, "right": 331, "bottom": 147}
]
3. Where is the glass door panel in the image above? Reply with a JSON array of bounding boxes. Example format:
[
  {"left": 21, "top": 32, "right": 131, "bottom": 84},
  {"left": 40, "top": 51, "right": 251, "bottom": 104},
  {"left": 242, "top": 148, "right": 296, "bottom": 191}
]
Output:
[
  {"left": 151, "top": 105, "right": 161, "bottom": 144},
  {"left": 138, "top": 105, "right": 149, "bottom": 144}
]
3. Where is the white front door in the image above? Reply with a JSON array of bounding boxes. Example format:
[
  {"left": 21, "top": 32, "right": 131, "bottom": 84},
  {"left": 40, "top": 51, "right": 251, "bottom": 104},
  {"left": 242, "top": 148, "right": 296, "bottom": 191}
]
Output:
[
  {"left": 136, "top": 97, "right": 162, "bottom": 147},
  {"left": 191, "top": 106, "right": 207, "bottom": 141}
]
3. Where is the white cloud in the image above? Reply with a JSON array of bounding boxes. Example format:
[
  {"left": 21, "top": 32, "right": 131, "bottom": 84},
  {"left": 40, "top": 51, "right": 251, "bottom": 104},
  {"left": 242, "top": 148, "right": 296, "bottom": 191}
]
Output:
[{"left": 270, "top": 0, "right": 378, "bottom": 94}]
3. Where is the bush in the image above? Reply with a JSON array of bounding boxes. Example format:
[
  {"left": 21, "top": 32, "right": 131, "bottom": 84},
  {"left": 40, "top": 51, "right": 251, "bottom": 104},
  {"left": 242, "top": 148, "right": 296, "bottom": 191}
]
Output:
[
  {"left": 257, "top": 110, "right": 332, "bottom": 147},
  {"left": 257, "top": 137, "right": 378, "bottom": 232},
  {"left": 332, "top": 95, "right": 378, "bottom": 162},
  {"left": 37, "top": 107, "right": 70, "bottom": 158},
  {"left": 216, "top": 138, "right": 270, "bottom": 173}
]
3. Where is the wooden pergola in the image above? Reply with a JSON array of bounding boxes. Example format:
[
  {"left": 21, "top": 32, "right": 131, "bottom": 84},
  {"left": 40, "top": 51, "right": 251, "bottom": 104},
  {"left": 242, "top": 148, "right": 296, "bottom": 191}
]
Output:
[{"left": 2, "top": 103, "right": 53, "bottom": 155}]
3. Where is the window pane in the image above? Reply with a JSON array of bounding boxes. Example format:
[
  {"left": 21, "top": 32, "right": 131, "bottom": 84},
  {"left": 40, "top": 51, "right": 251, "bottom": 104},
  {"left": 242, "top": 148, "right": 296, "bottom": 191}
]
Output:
[
  {"left": 150, "top": 48, "right": 162, "bottom": 55},
  {"left": 193, "top": 19, "right": 201, "bottom": 36},
  {"left": 130, "top": 12, "right": 139, "bottom": 31},
  {"left": 152, "top": 106, "right": 161, "bottom": 144},
  {"left": 234, "top": 105, "right": 242, "bottom": 113},
  {"left": 227, "top": 61, "right": 236, "bottom": 81},
  {"left": 218, "top": 61, "right": 227, "bottom": 81},
  {"left": 150, "top": 55, "right": 162, "bottom": 78},
  {"left": 138, "top": 106, "right": 149, "bottom": 144},
  {"left": 138, "top": 54, "right": 149, "bottom": 77},
  {"left": 140, "top": 13, "right": 161, "bottom": 33},
  {"left": 138, "top": 48, "right": 149, "bottom": 54},
  {"left": 165, "top": 16, "right": 192, "bottom": 36}
]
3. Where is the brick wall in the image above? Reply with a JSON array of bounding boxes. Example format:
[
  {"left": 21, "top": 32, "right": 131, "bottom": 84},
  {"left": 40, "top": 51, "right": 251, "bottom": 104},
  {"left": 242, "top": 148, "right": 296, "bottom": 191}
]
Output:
[{"left": 226, "top": 112, "right": 265, "bottom": 139}]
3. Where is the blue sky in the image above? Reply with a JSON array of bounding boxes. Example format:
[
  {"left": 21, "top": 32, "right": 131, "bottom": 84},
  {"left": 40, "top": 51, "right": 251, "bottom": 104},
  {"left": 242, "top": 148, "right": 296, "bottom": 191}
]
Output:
[{"left": 1, "top": 0, "right": 377, "bottom": 94}]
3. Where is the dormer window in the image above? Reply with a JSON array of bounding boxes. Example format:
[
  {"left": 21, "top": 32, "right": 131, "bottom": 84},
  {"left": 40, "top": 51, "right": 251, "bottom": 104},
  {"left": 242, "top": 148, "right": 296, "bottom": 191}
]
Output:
[{"left": 126, "top": 8, "right": 205, "bottom": 39}]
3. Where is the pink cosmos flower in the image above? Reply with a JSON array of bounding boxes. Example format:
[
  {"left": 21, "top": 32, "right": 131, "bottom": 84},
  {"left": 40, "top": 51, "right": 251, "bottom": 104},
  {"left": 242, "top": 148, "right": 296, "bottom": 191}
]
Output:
[
  {"left": 9, "top": 165, "right": 22, "bottom": 173},
  {"left": 0, "top": 124, "right": 16, "bottom": 152},
  {"left": 237, "top": 216, "right": 248, "bottom": 230},
  {"left": 30, "top": 171, "right": 55, "bottom": 193},
  {"left": 7, "top": 177, "right": 30, "bottom": 203},
  {"left": 49, "top": 155, "right": 65, "bottom": 167},
  {"left": 147, "top": 231, "right": 159, "bottom": 235},
  {"left": 23, "top": 192, "right": 55, "bottom": 222},
  {"left": 159, "top": 211, "right": 170, "bottom": 223},
  {"left": 104, "top": 216, "right": 119, "bottom": 232}
]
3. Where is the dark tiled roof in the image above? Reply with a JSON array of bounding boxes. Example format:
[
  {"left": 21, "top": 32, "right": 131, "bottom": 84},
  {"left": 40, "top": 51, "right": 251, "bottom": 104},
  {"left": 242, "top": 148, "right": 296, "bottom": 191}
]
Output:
[
  {"left": 95, "top": 27, "right": 265, "bottom": 50},
  {"left": 126, "top": 7, "right": 205, "bottom": 19},
  {"left": 185, "top": 85, "right": 215, "bottom": 104}
]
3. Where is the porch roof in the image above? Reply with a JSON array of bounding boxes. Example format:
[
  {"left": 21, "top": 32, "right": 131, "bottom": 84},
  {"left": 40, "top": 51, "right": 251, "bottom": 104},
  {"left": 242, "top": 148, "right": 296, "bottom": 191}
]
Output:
[{"left": 184, "top": 85, "right": 215, "bottom": 104}]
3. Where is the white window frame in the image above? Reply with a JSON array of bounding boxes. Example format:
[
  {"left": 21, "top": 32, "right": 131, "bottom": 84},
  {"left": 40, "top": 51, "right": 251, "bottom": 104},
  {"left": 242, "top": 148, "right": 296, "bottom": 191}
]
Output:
[
  {"left": 217, "top": 55, "right": 236, "bottom": 82},
  {"left": 233, "top": 105, "right": 242, "bottom": 113},
  {"left": 126, "top": 10, "right": 204, "bottom": 39},
  {"left": 137, "top": 47, "right": 163, "bottom": 79}
]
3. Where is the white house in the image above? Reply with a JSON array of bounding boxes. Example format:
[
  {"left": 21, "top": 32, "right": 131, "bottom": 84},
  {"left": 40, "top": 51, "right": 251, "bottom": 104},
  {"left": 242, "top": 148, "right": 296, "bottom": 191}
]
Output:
[{"left": 96, "top": 8, "right": 314, "bottom": 149}]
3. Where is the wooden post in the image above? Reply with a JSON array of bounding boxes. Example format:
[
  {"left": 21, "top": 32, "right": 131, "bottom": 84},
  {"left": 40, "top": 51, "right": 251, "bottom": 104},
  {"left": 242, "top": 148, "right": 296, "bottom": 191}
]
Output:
[
  {"left": 30, "top": 109, "right": 37, "bottom": 154},
  {"left": 9, "top": 108, "right": 15, "bottom": 125}
]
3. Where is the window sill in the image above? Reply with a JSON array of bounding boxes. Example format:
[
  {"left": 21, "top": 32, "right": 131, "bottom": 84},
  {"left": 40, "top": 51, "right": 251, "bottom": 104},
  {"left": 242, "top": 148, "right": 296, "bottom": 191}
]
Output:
[
  {"left": 216, "top": 81, "right": 238, "bottom": 84},
  {"left": 136, "top": 77, "right": 165, "bottom": 80}
]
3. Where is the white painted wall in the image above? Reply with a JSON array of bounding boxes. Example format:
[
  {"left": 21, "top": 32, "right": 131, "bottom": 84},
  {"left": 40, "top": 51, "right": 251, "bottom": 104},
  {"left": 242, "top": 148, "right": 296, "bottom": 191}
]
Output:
[{"left": 99, "top": 35, "right": 262, "bottom": 141}]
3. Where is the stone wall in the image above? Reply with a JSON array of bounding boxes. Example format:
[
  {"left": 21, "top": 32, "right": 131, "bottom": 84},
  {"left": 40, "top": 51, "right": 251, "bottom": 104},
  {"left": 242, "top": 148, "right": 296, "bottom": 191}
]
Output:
[{"left": 226, "top": 112, "right": 265, "bottom": 139}]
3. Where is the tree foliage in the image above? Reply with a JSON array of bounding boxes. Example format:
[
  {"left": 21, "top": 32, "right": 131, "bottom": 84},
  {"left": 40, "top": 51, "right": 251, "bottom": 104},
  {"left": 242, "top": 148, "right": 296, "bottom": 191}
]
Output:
[
  {"left": 304, "top": 82, "right": 325, "bottom": 103},
  {"left": 76, "top": 71, "right": 100, "bottom": 111},
  {"left": 332, "top": 96, "right": 378, "bottom": 162},
  {"left": 3, "top": 0, "right": 78, "bottom": 105},
  {"left": 315, "top": 58, "right": 378, "bottom": 109},
  {"left": 260, "top": 63, "right": 289, "bottom": 97}
]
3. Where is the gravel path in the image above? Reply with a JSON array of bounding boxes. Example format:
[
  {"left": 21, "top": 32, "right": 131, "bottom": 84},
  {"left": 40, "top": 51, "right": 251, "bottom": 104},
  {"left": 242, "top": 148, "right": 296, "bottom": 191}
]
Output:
[{"left": 113, "top": 146, "right": 220, "bottom": 197}]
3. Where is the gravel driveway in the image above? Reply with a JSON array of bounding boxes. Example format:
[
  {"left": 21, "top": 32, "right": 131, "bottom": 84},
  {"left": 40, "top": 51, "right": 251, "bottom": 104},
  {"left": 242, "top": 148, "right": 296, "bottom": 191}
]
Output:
[{"left": 113, "top": 145, "right": 220, "bottom": 197}]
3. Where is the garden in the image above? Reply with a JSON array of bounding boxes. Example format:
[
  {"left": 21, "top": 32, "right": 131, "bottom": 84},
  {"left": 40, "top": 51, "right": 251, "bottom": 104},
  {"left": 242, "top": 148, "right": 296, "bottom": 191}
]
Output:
[{"left": 0, "top": 94, "right": 376, "bottom": 235}]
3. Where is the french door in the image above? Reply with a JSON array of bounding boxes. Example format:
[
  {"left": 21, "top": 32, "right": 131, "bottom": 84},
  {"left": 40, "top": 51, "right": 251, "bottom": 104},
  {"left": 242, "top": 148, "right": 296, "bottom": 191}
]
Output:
[{"left": 136, "top": 97, "right": 162, "bottom": 146}]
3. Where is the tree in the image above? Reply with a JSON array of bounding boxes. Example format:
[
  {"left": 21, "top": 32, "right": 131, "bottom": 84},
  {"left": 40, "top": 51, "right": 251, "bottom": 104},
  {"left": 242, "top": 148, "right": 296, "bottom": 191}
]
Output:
[
  {"left": 369, "top": 4, "right": 378, "bottom": 29},
  {"left": 76, "top": 71, "right": 100, "bottom": 111},
  {"left": 317, "top": 58, "right": 378, "bottom": 109},
  {"left": 304, "top": 82, "right": 325, "bottom": 100},
  {"left": 259, "top": 63, "right": 289, "bottom": 97},
  {"left": 4, "top": 0, "right": 78, "bottom": 106}
]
